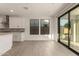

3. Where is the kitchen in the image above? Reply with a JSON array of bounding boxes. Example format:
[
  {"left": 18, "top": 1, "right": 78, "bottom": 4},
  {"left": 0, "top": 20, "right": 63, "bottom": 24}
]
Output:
[{"left": 0, "top": 15, "right": 25, "bottom": 55}]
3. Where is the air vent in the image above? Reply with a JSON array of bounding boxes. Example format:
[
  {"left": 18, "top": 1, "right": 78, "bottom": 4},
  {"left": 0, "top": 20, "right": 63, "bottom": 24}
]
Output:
[{"left": 23, "top": 7, "right": 28, "bottom": 10}]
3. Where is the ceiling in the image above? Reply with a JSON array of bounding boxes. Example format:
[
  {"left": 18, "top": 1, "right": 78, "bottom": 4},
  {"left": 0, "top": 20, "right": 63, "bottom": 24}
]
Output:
[
  {"left": 71, "top": 7, "right": 79, "bottom": 16},
  {"left": 0, "top": 3, "right": 65, "bottom": 17}
]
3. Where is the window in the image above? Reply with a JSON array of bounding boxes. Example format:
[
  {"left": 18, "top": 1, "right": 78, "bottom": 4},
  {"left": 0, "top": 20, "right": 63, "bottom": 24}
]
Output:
[
  {"left": 30, "top": 19, "right": 50, "bottom": 35},
  {"left": 30, "top": 19, "right": 39, "bottom": 35},
  {"left": 40, "top": 19, "right": 49, "bottom": 34}
]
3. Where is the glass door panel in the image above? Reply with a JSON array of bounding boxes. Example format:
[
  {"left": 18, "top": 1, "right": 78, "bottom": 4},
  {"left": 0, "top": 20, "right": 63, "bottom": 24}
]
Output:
[
  {"left": 60, "top": 14, "right": 69, "bottom": 45},
  {"left": 70, "top": 7, "right": 79, "bottom": 52}
]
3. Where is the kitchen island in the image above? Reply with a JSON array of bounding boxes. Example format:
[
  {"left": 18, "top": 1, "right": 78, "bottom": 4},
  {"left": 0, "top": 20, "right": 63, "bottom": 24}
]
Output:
[
  {"left": 0, "top": 28, "right": 25, "bottom": 55},
  {"left": 0, "top": 28, "right": 25, "bottom": 32},
  {"left": 0, "top": 28, "right": 25, "bottom": 41},
  {"left": 0, "top": 33, "right": 13, "bottom": 55}
]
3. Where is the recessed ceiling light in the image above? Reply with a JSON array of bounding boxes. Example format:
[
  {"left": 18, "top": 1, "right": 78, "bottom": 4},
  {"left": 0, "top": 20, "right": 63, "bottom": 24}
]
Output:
[{"left": 10, "top": 10, "right": 14, "bottom": 12}]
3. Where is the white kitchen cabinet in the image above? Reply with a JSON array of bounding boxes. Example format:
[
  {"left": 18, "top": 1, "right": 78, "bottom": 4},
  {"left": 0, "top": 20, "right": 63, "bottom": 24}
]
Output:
[
  {"left": 13, "top": 32, "right": 25, "bottom": 41},
  {"left": 9, "top": 17, "right": 25, "bottom": 28},
  {"left": 0, "top": 33, "right": 13, "bottom": 55}
]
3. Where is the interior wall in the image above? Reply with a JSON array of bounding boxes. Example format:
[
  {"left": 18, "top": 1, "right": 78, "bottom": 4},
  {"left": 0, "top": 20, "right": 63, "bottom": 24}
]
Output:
[
  {"left": 24, "top": 16, "right": 55, "bottom": 41},
  {"left": 51, "top": 17, "right": 58, "bottom": 41},
  {"left": 9, "top": 16, "right": 57, "bottom": 41}
]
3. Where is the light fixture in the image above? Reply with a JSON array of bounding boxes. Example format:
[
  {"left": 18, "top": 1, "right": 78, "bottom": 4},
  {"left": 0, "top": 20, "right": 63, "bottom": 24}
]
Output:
[{"left": 10, "top": 10, "right": 14, "bottom": 12}]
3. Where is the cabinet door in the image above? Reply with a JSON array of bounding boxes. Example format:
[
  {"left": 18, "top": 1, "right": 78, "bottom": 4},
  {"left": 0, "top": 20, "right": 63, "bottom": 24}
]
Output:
[
  {"left": 9, "top": 17, "right": 25, "bottom": 28},
  {"left": 13, "top": 32, "right": 21, "bottom": 41}
]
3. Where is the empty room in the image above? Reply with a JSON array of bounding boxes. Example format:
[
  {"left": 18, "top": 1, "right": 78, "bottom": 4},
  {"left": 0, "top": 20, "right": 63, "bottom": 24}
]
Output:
[{"left": 0, "top": 3, "right": 79, "bottom": 56}]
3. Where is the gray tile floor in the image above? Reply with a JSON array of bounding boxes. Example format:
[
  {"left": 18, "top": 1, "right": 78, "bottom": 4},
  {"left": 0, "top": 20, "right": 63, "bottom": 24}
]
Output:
[{"left": 3, "top": 41, "right": 77, "bottom": 56}]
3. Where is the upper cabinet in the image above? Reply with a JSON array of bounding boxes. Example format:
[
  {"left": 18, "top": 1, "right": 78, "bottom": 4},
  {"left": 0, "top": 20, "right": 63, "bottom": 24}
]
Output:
[{"left": 9, "top": 17, "right": 25, "bottom": 28}]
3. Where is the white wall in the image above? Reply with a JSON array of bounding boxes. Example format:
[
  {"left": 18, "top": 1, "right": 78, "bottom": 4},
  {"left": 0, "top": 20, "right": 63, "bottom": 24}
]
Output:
[
  {"left": 9, "top": 16, "right": 56, "bottom": 41},
  {"left": 25, "top": 16, "right": 54, "bottom": 40},
  {"left": 51, "top": 17, "right": 58, "bottom": 41}
]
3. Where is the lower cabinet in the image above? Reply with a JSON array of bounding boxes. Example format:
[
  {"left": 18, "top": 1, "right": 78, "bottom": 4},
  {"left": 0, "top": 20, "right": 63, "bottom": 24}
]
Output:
[{"left": 13, "top": 32, "right": 25, "bottom": 41}]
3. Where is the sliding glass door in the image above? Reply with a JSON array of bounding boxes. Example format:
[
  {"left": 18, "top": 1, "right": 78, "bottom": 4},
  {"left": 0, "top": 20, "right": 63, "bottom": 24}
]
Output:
[
  {"left": 70, "top": 7, "right": 79, "bottom": 52},
  {"left": 58, "top": 4, "right": 79, "bottom": 54}
]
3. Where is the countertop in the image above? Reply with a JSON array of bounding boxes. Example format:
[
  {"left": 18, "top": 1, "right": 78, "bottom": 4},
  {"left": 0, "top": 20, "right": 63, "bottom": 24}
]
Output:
[{"left": 0, "top": 28, "right": 25, "bottom": 32}]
